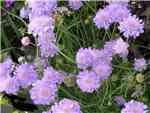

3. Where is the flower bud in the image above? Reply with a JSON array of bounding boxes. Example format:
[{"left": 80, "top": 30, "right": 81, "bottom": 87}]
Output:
[{"left": 21, "top": 36, "right": 30, "bottom": 46}]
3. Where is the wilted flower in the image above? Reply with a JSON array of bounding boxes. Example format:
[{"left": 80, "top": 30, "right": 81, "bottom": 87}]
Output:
[
  {"left": 118, "top": 15, "right": 144, "bottom": 39},
  {"left": 51, "top": 98, "right": 83, "bottom": 113},
  {"left": 121, "top": 100, "right": 148, "bottom": 113},
  {"left": 134, "top": 58, "right": 147, "bottom": 72},
  {"left": 30, "top": 80, "right": 57, "bottom": 105},
  {"left": 77, "top": 71, "right": 101, "bottom": 93},
  {"left": 68, "top": 0, "right": 83, "bottom": 10},
  {"left": 42, "top": 67, "right": 64, "bottom": 84},
  {"left": 21, "top": 36, "right": 30, "bottom": 46},
  {"left": 16, "top": 64, "right": 37, "bottom": 88}
]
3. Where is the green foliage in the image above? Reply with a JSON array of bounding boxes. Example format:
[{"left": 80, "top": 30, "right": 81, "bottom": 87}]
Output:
[{"left": 0, "top": 1, "right": 150, "bottom": 113}]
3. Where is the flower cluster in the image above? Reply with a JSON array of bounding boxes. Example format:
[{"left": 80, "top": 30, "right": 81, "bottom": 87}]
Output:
[
  {"left": 121, "top": 100, "right": 148, "bottom": 113},
  {"left": 20, "top": 0, "right": 58, "bottom": 58},
  {"left": 94, "top": 2, "right": 144, "bottom": 39}
]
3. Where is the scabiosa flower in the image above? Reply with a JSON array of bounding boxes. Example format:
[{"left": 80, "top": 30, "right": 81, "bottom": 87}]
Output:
[
  {"left": 68, "top": 0, "right": 83, "bottom": 10},
  {"left": 113, "top": 38, "right": 129, "bottom": 58},
  {"left": 93, "top": 61, "right": 112, "bottom": 80},
  {"left": 30, "top": 80, "right": 57, "bottom": 105},
  {"left": 16, "top": 64, "right": 37, "bottom": 88},
  {"left": 28, "top": 16, "right": 54, "bottom": 37},
  {"left": 105, "top": 3, "right": 130, "bottom": 22},
  {"left": 0, "top": 76, "right": 19, "bottom": 94},
  {"left": 42, "top": 67, "right": 64, "bottom": 84},
  {"left": 77, "top": 71, "right": 101, "bottom": 93},
  {"left": 134, "top": 58, "right": 147, "bottom": 72},
  {"left": 51, "top": 98, "right": 83, "bottom": 113},
  {"left": 121, "top": 100, "right": 148, "bottom": 113},
  {"left": 118, "top": 15, "right": 144, "bottom": 39},
  {"left": 38, "top": 32, "right": 58, "bottom": 58},
  {"left": 76, "top": 48, "right": 93, "bottom": 69},
  {"left": 104, "top": 38, "right": 129, "bottom": 58},
  {"left": 93, "top": 9, "right": 112, "bottom": 29},
  {"left": 27, "top": 0, "right": 57, "bottom": 19}
]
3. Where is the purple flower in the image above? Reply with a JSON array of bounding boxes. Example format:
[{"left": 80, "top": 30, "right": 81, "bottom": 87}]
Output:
[
  {"left": 51, "top": 98, "right": 83, "bottom": 113},
  {"left": 76, "top": 48, "right": 93, "bottom": 69},
  {"left": 93, "top": 9, "right": 112, "bottom": 29},
  {"left": 104, "top": 38, "right": 129, "bottom": 58},
  {"left": 30, "top": 80, "right": 57, "bottom": 105},
  {"left": 105, "top": 3, "right": 130, "bottom": 22},
  {"left": 121, "top": 100, "right": 148, "bottom": 113},
  {"left": 113, "top": 38, "right": 129, "bottom": 58},
  {"left": 42, "top": 67, "right": 64, "bottom": 84},
  {"left": 28, "top": 16, "right": 54, "bottom": 37},
  {"left": 134, "top": 58, "right": 147, "bottom": 72},
  {"left": 38, "top": 32, "right": 58, "bottom": 58},
  {"left": 0, "top": 76, "right": 19, "bottom": 94},
  {"left": 93, "top": 61, "right": 112, "bottom": 80},
  {"left": 77, "top": 71, "right": 101, "bottom": 93},
  {"left": 0, "top": 59, "right": 12, "bottom": 79},
  {"left": 68, "top": 0, "right": 83, "bottom": 10},
  {"left": 118, "top": 15, "right": 144, "bottom": 39},
  {"left": 16, "top": 64, "right": 37, "bottom": 88},
  {"left": 27, "top": 0, "right": 57, "bottom": 20}
]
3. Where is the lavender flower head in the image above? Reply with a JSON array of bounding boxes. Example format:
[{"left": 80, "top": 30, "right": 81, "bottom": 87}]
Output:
[
  {"left": 38, "top": 32, "right": 58, "bottom": 58},
  {"left": 51, "top": 98, "right": 83, "bottom": 113},
  {"left": 42, "top": 67, "right": 64, "bottom": 84},
  {"left": 113, "top": 38, "right": 129, "bottom": 58},
  {"left": 93, "top": 9, "right": 112, "bottom": 29},
  {"left": 118, "top": 15, "right": 144, "bottom": 39},
  {"left": 30, "top": 80, "right": 57, "bottom": 105},
  {"left": 77, "top": 71, "right": 101, "bottom": 93},
  {"left": 20, "top": 7, "right": 30, "bottom": 19},
  {"left": 121, "top": 100, "right": 148, "bottom": 113},
  {"left": 28, "top": 16, "right": 54, "bottom": 37},
  {"left": 134, "top": 58, "right": 147, "bottom": 72},
  {"left": 105, "top": 3, "right": 130, "bottom": 23},
  {"left": 104, "top": 38, "right": 129, "bottom": 58},
  {"left": 27, "top": 0, "right": 57, "bottom": 19},
  {"left": 93, "top": 61, "right": 112, "bottom": 80},
  {"left": 0, "top": 76, "right": 19, "bottom": 94},
  {"left": 76, "top": 48, "right": 93, "bottom": 69},
  {"left": 16, "top": 64, "right": 37, "bottom": 88},
  {"left": 68, "top": 0, "right": 83, "bottom": 10}
]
